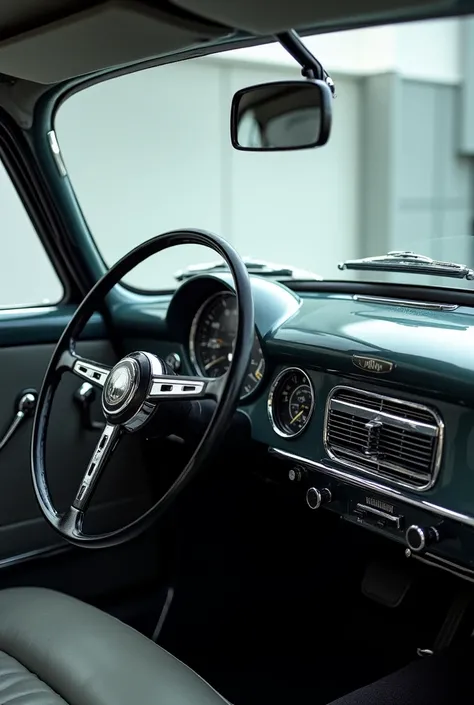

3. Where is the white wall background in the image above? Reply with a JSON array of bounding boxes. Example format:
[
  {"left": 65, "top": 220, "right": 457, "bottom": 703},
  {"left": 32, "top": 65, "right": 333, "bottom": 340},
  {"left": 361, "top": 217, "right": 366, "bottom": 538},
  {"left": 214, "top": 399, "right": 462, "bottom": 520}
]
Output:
[
  {"left": 55, "top": 57, "right": 361, "bottom": 289},
  {"left": 226, "top": 18, "right": 461, "bottom": 83},
  {"left": 0, "top": 17, "right": 467, "bottom": 305},
  {"left": 0, "top": 162, "right": 63, "bottom": 307}
]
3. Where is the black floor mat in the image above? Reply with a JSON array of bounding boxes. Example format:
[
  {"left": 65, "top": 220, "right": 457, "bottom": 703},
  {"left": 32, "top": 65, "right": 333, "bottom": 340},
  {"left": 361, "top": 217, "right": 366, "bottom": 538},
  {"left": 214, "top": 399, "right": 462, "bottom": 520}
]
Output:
[
  {"left": 157, "top": 548, "right": 458, "bottom": 705},
  {"left": 93, "top": 585, "right": 164, "bottom": 638}
]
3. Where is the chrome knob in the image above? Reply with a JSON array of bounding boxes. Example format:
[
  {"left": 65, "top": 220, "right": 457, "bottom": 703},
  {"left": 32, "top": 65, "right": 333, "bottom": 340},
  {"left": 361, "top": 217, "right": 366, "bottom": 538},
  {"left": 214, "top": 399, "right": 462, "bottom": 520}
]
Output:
[
  {"left": 306, "top": 487, "right": 332, "bottom": 510},
  {"left": 165, "top": 352, "right": 181, "bottom": 372},
  {"left": 288, "top": 465, "right": 304, "bottom": 482},
  {"left": 406, "top": 524, "right": 440, "bottom": 553},
  {"left": 17, "top": 392, "right": 37, "bottom": 415}
]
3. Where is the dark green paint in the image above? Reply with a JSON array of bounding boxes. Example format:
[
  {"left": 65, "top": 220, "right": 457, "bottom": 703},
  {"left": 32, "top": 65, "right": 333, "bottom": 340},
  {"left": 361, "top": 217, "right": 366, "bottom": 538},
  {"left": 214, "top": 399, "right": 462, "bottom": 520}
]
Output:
[
  {"left": 0, "top": 306, "right": 105, "bottom": 347},
  {"left": 238, "top": 290, "right": 474, "bottom": 559},
  {"left": 267, "top": 293, "right": 474, "bottom": 403},
  {"left": 246, "top": 364, "right": 474, "bottom": 520}
]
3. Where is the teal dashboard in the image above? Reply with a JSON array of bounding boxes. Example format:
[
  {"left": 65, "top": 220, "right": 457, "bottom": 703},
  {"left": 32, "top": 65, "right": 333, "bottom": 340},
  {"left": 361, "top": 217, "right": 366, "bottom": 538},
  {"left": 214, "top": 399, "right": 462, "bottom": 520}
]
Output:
[{"left": 117, "top": 273, "right": 474, "bottom": 582}]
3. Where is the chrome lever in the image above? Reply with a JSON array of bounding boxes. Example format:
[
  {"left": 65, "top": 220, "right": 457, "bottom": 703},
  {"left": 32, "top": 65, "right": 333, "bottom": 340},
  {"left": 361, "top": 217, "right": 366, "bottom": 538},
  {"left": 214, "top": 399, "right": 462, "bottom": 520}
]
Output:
[
  {"left": 0, "top": 389, "right": 37, "bottom": 451},
  {"left": 74, "top": 382, "right": 105, "bottom": 431}
]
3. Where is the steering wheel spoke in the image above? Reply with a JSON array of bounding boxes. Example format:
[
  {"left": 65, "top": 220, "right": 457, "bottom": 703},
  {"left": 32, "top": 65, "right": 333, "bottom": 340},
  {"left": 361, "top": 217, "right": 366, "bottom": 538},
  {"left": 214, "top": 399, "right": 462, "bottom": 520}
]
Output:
[
  {"left": 57, "top": 349, "right": 111, "bottom": 388},
  {"left": 148, "top": 373, "right": 225, "bottom": 402},
  {"left": 71, "top": 423, "right": 122, "bottom": 512},
  {"left": 32, "top": 229, "right": 254, "bottom": 548}
]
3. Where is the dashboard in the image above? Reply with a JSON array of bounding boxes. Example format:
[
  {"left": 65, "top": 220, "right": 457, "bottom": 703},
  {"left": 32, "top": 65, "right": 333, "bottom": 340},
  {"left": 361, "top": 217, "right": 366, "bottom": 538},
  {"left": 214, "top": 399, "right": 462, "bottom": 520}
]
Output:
[{"left": 151, "top": 273, "right": 474, "bottom": 583}]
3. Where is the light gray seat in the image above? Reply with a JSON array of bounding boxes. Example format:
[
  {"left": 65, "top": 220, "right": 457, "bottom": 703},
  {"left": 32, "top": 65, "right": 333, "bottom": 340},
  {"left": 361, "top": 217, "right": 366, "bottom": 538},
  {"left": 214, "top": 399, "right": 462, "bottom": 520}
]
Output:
[{"left": 0, "top": 587, "right": 228, "bottom": 705}]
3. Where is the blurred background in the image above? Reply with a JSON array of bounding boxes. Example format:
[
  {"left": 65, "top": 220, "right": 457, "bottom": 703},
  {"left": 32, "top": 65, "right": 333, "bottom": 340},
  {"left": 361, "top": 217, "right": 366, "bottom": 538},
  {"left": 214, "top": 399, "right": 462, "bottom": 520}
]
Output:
[{"left": 3, "top": 16, "right": 474, "bottom": 303}]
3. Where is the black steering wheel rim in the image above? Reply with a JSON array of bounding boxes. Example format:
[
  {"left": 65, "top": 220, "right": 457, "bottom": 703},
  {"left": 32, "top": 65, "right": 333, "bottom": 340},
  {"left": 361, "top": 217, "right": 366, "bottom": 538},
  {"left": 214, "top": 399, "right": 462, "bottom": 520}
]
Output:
[{"left": 31, "top": 229, "right": 254, "bottom": 548}]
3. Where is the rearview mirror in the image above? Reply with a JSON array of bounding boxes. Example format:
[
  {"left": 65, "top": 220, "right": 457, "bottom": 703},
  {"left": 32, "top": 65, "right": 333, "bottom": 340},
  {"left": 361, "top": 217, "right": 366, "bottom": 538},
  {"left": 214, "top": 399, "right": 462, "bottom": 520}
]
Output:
[{"left": 230, "top": 80, "right": 332, "bottom": 151}]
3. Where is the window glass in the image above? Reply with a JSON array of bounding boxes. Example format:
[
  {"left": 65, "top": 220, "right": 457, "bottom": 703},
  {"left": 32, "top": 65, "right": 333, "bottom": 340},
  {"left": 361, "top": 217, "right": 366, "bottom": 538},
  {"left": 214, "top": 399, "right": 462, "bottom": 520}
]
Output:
[
  {"left": 55, "top": 18, "right": 474, "bottom": 291},
  {"left": 0, "top": 161, "right": 63, "bottom": 307}
]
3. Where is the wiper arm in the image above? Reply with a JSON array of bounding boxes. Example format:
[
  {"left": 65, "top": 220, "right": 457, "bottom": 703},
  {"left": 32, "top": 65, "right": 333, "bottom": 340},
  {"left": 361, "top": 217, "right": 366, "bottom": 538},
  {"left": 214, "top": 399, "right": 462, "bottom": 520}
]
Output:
[
  {"left": 338, "top": 251, "right": 474, "bottom": 280},
  {"left": 174, "top": 258, "right": 322, "bottom": 282}
]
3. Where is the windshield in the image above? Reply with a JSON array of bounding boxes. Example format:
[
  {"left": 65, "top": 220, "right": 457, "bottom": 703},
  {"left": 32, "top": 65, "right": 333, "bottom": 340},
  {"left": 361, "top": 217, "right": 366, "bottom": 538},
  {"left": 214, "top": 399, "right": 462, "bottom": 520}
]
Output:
[{"left": 55, "top": 16, "right": 474, "bottom": 291}]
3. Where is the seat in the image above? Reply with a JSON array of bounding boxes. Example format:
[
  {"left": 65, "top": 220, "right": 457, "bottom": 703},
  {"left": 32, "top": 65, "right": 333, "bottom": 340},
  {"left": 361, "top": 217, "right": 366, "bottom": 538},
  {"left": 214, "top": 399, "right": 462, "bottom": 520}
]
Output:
[
  {"left": 0, "top": 587, "right": 228, "bottom": 705},
  {"left": 1, "top": 585, "right": 472, "bottom": 705}
]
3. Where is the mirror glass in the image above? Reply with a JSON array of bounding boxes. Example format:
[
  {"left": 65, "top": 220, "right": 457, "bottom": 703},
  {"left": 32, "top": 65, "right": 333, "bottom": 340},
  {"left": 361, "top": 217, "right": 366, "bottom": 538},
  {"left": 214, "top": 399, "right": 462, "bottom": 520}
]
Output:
[{"left": 231, "top": 80, "right": 331, "bottom": 151}]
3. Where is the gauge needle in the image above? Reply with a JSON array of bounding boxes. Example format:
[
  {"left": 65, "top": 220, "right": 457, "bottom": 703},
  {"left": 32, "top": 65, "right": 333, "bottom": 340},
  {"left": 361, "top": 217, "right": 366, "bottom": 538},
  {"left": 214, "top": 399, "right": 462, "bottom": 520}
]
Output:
[
  {"left": 290, "top": 409, "right": 304, "bottom": 424},
  {"left": 204, "top": 356, "right": 226, "bottom": 370}
]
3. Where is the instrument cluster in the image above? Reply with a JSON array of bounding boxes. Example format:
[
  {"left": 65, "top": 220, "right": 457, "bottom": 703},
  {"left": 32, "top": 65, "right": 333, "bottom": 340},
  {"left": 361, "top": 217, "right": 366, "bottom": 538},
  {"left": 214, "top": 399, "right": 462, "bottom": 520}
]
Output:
[{"left": 188, "top": 290, "right": 265, "bottom": 399}]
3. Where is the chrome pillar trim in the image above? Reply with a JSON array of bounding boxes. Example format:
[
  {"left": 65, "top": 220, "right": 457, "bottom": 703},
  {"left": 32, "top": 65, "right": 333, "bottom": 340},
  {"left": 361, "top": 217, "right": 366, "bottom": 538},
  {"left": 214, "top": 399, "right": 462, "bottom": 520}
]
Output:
[
  {"left": 47, "top": 130, "right": 67, "bottom": 177},
  {"left": 269, "top": 447, "right": 474, "bottom": 529}
]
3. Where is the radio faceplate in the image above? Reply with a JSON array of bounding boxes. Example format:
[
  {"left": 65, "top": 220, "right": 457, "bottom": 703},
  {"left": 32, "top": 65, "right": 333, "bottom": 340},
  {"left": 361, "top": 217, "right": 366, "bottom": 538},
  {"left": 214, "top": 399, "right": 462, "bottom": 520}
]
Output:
[
  {"left": 276, "top": 455, "right": 474, "bottom": 580},
  {"left": 352, "top": 501, "right": 403, "bottom": 531}
]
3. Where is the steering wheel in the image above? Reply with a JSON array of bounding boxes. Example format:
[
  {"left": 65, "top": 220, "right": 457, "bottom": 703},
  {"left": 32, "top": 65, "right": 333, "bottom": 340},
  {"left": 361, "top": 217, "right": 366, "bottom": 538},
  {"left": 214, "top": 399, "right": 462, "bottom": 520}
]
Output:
[{"left": 31, "top": 229, "right": 254, "bottom": 548}]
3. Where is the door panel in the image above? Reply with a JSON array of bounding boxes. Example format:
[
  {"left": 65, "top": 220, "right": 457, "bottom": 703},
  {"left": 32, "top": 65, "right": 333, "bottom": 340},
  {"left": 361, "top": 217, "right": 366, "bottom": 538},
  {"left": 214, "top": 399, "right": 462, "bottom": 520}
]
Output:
[{"left": 0, "top": 338, "right": 153, "bottom": 561}]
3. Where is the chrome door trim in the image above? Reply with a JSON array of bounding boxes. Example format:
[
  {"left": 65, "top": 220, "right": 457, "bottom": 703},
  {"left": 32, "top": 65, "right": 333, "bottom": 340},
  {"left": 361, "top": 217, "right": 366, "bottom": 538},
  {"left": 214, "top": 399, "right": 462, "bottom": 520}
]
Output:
[{"left": 0, "top": 543, "right": 70, "bottom": 570}]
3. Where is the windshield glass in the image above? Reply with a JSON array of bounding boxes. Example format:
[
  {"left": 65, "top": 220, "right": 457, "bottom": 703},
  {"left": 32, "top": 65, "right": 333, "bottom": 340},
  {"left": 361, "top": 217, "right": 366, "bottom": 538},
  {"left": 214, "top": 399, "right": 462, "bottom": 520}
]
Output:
[{"left": 55, "top": 16, "right": 474, "bottom": 291}]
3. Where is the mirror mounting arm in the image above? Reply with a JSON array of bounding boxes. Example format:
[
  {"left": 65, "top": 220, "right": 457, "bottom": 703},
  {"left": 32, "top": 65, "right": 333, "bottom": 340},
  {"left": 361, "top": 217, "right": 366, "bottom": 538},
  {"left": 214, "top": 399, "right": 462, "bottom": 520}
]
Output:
[{"left": 276, "top": 29, "right": 336, "bottom": 97}]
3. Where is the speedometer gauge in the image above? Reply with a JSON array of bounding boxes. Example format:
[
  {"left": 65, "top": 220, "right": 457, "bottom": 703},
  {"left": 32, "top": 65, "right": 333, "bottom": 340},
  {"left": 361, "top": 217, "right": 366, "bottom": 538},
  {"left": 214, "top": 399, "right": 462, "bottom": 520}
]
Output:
[
  {"left": 189, "top": 291, "right": 265, "bottom": 399},
  {"left": 268, "top": 368, "right": 315, "bottom": 438}
]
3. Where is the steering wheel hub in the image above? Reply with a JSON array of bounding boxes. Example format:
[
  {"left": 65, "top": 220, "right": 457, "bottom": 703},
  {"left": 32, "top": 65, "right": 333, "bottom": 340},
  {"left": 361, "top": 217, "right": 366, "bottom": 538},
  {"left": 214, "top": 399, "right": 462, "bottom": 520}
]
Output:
[
  {"left": 100, "top": 351, "right": 157, "bottom": 427},
  {"left": 103, "top": 358, "right": 140, "bottom": 414}
]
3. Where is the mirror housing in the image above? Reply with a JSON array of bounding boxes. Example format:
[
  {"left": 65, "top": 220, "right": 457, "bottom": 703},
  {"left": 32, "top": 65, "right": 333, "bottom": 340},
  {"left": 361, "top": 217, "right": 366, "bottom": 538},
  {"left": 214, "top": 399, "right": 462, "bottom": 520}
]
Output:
[{"left": 230, "top": 79, "right": 332, "bottom": 152}]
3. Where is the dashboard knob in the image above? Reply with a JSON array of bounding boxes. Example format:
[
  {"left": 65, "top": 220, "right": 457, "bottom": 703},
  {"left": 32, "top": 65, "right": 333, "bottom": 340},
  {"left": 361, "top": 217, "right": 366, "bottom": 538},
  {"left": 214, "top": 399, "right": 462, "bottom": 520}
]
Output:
[
  {"left": 165, "top": 352, "right": 181, "bottom": 372},
  {"left": 288, "top": 465, "right": 304, "bottom": 482},
  {"left": 406, "top": 524, "right": 440, "bottom": 553},
  {"left": 306, "top": 487, "right": 332, "bottom": 510}
]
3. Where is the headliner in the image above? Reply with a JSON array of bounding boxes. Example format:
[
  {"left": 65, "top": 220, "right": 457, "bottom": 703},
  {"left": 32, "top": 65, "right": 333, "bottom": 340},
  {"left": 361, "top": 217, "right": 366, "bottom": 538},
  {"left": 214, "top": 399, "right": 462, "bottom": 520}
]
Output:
[{"left": 0, "top": 0, "right": 469, "bottom": 85}]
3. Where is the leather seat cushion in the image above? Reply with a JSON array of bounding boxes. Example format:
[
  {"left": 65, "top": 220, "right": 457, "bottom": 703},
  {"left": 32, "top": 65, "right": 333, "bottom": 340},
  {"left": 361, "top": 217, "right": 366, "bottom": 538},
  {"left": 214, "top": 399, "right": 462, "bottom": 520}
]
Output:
[
  {"left": 0, "top": 587, "right": 228, "bottom": 705},
  {"left": 0, "top": 650, "right": 65, "bottom": 705}
]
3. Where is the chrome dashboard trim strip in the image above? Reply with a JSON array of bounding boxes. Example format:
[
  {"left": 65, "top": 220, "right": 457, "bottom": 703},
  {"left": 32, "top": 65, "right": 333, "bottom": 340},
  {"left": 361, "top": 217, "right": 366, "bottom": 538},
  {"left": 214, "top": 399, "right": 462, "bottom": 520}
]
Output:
[
  {"left": 322, "top": 385, "right": 444, "bottom": 492},
  {"left": 352, "top": 295, "right": 458, "bottom": 311},
  {"left": 269, "top": 447, "right": 474, "bottom": 529},
  {"left": 411, "top": 552, "right": 474, "bottom": 584}
]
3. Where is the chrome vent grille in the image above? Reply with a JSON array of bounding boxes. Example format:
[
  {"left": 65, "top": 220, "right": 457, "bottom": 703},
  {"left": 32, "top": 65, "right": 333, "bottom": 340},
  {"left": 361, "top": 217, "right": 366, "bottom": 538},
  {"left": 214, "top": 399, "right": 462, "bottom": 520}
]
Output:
[{"left": 324, "top": 387, "right": 443, "bottom": 490}]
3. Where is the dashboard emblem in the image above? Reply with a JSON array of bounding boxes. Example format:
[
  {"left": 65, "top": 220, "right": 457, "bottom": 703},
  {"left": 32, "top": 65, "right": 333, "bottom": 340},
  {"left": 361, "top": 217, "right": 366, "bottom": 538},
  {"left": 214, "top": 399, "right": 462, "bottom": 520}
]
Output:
[{"left": 352, "top": 355, "right": 395, "bottom": 374}]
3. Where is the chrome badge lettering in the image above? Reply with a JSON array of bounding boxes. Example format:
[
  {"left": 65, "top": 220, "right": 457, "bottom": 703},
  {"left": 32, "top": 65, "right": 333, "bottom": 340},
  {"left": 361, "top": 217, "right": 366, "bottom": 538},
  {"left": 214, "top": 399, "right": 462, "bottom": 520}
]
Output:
[{"left": 352, "top": 355, "right": 395, "bottom": 374}]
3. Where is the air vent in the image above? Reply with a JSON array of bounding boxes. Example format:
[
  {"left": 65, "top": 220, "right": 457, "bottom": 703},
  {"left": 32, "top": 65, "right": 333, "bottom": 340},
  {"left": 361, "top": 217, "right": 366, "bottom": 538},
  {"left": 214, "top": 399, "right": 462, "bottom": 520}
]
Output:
[{"left": 324, "top": 387, "right": 444, "bottom": 490}]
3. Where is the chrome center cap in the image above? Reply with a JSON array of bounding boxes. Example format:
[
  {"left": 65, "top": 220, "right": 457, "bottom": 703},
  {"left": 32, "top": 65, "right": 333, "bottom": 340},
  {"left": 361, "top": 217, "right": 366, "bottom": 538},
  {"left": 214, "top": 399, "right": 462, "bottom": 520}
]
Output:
[
  {"left": 102, "top": 358, "right": 140, "bottom": 415},
  {"left": 105, "top": 366, "right": 132, "bottom": 405}
]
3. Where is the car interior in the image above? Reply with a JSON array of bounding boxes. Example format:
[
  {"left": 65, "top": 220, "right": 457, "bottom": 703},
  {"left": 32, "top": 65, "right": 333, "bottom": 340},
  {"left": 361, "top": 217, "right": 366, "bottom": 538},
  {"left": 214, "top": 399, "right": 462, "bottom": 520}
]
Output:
[{"left": 0, "top": 1, "right": 474, "bottom": 704}]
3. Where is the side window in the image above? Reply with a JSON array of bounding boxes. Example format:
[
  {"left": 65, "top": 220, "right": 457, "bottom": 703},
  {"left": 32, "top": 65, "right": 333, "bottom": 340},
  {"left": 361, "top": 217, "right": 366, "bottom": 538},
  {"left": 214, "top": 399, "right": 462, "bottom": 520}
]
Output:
[{"left": 0, "top": 160, "right": 63, "bottom": 308}]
